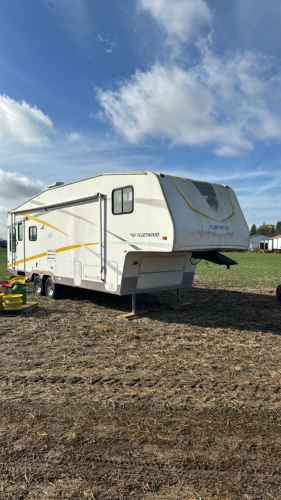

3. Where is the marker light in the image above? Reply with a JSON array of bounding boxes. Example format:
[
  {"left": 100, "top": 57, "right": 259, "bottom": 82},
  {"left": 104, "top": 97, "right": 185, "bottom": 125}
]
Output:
[
  {"left": 162, "top": 236, "right": 167, "bottom": 240},
  {"left": 133, "top": 261, "right": 139, "bottom": 265},
  {"left": 160, "top": 173, "right": 165, "bottom": 177}
]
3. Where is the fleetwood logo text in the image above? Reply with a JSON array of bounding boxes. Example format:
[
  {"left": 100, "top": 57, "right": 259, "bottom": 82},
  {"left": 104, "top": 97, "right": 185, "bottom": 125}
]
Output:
[
  {"left": 209, "top": 225, "right": 230, "bottom": 231},
  {"left": 130, "top": 233, "right": 160, "bottom": 237}
]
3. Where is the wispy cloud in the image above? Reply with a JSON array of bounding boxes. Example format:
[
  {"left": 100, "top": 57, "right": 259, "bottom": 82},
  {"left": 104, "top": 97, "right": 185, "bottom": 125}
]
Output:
[
  {"left": 97, "top": 45, "right": 281, "bottom": 156},
  {"left": 45, "top": 0, "right": 93, "bottom": 41},
  {"left": 97, "top": 34, "right": 117, "bottom": 53},
  {"left": 67, "top": 132, "right": 82, "bottom": 142},
  {"left": 96, "top": 0, "right": 281, "bottom": 157},
  {"left": 138, "top": 0, "right": 212, "bottom": 43},
  {"left": 0, "top": 94, "right": 54, "bottom": 146}
]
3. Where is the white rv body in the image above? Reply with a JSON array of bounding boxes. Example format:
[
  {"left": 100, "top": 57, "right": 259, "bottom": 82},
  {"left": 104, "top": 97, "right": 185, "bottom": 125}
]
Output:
[
  {"left": 268, "top": 238, "right": 273, "bottom": 252},
  {"left": 263, "top": 235, "right": 281, "bottom": 252},
  {"left": 272, "top": 235, "right": 281, "bottom": 252},
  {"left": 7, "top": 171, "right": 249, "bottom": 296}
]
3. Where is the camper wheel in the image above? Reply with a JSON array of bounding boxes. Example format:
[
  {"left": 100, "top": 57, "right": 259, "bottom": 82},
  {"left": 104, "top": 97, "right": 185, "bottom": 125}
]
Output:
[
  {"left": 45, "top": 277, "right": 60, "bottom": 299},
  {"left": 276, "top": 284, "right": 281, "bottom": 301},
  {"left": 34, "top": 276, "right": 46, "bottom": 296}
]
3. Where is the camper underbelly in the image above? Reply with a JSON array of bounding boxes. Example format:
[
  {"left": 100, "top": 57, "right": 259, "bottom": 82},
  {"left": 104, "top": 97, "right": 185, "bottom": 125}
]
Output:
[{"left": 120, "top": 252, "right": 195, "bottom": 295}]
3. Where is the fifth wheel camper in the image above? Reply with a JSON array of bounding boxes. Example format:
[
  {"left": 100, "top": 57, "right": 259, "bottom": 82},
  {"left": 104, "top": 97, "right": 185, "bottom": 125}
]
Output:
[{"left": 7, "top": 171, "right": 249, "bottom": 301}]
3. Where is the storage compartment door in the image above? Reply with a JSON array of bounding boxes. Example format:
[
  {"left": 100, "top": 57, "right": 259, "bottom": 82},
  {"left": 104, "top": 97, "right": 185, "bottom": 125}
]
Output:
[{"left": 137, "top": 256, "right": 186, "bottom": 290}]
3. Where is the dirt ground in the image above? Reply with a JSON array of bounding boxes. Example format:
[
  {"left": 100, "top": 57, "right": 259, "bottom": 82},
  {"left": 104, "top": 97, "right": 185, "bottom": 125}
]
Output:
[{"left": 1, "top": 279, "right": 281, "bottom": 500}]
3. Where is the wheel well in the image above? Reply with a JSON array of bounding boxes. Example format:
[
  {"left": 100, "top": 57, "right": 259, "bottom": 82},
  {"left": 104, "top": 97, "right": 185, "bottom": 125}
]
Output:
[{"left": 32, "top": 274, "right": 49, "bottom": 283}]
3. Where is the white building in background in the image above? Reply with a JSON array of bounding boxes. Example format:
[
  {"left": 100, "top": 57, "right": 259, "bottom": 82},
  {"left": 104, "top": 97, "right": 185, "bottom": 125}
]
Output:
[
  {"left": 249, "top": 234, "right": 267, "bottom": 250},
  {"left": 260, "top": 234, "right": 281, "bottom": 252}
]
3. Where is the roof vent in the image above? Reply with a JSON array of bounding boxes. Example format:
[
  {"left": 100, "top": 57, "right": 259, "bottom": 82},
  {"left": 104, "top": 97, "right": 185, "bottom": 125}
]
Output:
[{"left": 46, "top": 182, "right": 64, "bottom": 189}]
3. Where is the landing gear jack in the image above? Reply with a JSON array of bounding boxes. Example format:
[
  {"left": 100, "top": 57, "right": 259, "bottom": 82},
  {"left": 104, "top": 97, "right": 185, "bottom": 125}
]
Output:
[{"left": 117, "top": 293, "right": 149, "bottom": 320}]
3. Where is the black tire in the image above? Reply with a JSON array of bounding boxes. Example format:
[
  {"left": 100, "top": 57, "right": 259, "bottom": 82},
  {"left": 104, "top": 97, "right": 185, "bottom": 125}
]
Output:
[
  {"left": 45, "top": 277, "right": 60, "bottom": 299},
  {"left": 276, "top": 285, "right": 281, "bottom": 301},
  {"left": 34, "top": 276, "right": 46, "bottom": 296}
]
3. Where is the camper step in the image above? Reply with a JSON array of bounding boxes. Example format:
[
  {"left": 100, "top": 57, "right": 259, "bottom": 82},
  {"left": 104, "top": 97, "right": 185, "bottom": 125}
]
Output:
[{"left": 0, "top": 301, "right": 38, "bottom": 316}]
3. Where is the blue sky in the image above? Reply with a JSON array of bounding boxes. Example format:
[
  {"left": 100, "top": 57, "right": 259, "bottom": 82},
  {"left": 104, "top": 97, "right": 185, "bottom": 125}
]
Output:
[{"left": 1, "top": 0, "right": 281, "bottom": 237}]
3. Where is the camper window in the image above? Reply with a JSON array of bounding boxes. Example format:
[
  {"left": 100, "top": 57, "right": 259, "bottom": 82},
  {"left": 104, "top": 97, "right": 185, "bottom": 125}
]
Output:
[
  {"left": 112, "top": 186, "right": 133, "bottom": 214},
  {"left": 18, "top": 223, "right": 23, "bottom": 241},
  {"left": 9, "top": 227, "right": 16, "bottom": 252},
  {"left": 29, "top": 226, "right": 37, "bottom": 241},
  {"left": 191, "top": 180, "right": 218, "bottom": 210}
]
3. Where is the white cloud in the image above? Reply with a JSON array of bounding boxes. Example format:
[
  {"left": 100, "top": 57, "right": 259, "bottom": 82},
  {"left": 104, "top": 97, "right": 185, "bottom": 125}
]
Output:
[
  {"left": 67, "top": 132, "right": 82, "bottom": 142},
  {"left": 0, "top": 206, "right": 8, "bottom": 240},
  {"left": 0, "top": 170, "right": 45, "bottom": 238},
  {"left": 213, "top": 146, "right": 241, "bottom": 157},
  {"left": 0, "top": 169, "right": 44, "bottom": 203},
  {"left": 97, "top": 45, "right": 281, "bottom": 156},
  {"left": 0, "top": 95, "right": 54, "bottom": 146},
  {"left": 138, "top": 0, "right": 212, "bottom": 42}
]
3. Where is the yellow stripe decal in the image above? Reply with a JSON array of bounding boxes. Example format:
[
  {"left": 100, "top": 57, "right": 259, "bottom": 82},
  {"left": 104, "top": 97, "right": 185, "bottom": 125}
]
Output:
[
  {"left": 8, "top": 243, "right": 99, "bottom": 267},
  {"left": 8, "top": 252, "right": 47, "bottom": 268},
  {"left": 169, "top": 179, "right": 214, "bottom": 220},
  {"left": 21, "top": 213, "right": 69, "bottom": 236},
  {"left": 56, "top": 244, "right": 82, "bottom": 253},
  {"left": 56, "top": 242, "right": 99, "bottom": 253},
  {"left": 220, "top": 190, "right": 235, "bottom": 221},
  {"left": 168, "top": 179, "right": 235, "bottom": 222}
]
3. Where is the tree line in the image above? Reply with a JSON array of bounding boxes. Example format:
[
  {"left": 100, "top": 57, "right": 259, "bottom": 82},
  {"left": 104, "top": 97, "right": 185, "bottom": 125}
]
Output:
[{"left": 250, "top": 221, "right": 281, "bottom": 237}]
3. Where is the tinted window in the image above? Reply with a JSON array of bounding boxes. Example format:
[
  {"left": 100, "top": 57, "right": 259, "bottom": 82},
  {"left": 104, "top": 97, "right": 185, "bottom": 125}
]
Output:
[
  {"left": 113, "top": 189, "right": 122, "bottom": 214},
  {"left": 18, "top": 223, "right": 23, "bottom": 241},
  {"left": 123, "top": 187, "right": 133, "bottom": 213},
  {"left": 112, "top": 186, "right": 134, "bottom": 215},
  {"left": 29, "top": 226, "right": 37, "bottom": 241},
  {"left": 191, "top": 180, "right": 218, "bottom": 210},
  {"left": 10, "top": 227, "right": 16, "bottom": 252}
]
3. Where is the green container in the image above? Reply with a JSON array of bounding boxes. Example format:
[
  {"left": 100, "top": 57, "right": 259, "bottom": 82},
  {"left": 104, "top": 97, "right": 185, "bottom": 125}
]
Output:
[{"left": 12, "top": 284, "right": 26, "bottom": 305}]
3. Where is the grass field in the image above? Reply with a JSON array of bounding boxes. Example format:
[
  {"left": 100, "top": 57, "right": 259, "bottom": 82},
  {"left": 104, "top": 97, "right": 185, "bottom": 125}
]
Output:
[
  {"left": 0, "top": 247, "right": 10, "bottom": 281},
  {"left": 195, "top": 251, "right": 281, "bottom": 289},
  {"left": 1, "top": 247, "right": 281, "bottom": 289}
]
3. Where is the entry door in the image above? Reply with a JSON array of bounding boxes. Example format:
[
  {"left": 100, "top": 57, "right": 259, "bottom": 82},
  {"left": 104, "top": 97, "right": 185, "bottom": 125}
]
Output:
[{"left": 15, "top": 220, "right": 25, "bottom": 272}]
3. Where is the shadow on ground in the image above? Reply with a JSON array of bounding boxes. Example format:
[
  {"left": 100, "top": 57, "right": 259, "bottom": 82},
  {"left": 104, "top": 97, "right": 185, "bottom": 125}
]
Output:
[{"left": 35, "top": 283, "right": 281, "bottom": 336}]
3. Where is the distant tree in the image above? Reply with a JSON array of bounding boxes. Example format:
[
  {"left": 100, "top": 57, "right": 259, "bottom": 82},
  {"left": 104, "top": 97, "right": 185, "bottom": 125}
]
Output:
[
  {"left": 257, "top": 222, "right": 275, "bottom": 237},
  {"left": 250, "top": 224, "right": 257, "bottom": 236},
  {"left": 275, "top": 221, "right": 281, "bottom": 235}
]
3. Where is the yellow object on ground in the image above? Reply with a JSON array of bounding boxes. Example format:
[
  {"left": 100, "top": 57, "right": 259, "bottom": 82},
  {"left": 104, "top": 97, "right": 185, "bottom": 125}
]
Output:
[
  {"left": 9, "top": 277, "right": 28, "bottom": 285},
  {"left": 3, "top": 294, "right": 23, "bottom": 310},
  {"left": 0, "top": 293, "right": 4, "bottom": 309}
]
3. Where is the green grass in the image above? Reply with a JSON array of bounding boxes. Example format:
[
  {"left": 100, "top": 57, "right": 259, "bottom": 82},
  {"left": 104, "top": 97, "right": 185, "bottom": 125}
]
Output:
[
  {"left": 0, "top": 247, "right": 10, "bottom": 281},
  {"left": 195, "top": 252, "right": 281, "bottom": 289}
]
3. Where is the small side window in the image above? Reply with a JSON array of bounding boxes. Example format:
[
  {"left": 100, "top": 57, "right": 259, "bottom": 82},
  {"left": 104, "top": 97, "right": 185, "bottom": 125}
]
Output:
[
  {"left": 18, "top": 223, "right": 23, "bottom": 241},
  {"left": 29, "top": 226, "right": 37, "bottom": 241},
  {"left": 10, "top": 227, "right": 16, "bottom": 252},
  {"left": 112, "top": 186, "right": 133, "bottom": 215}
]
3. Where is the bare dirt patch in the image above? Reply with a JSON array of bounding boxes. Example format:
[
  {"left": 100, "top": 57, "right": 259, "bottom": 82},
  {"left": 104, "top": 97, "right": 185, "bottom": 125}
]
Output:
[{"left": 1, "top": 281, "right": 281, "bottom": 499}]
